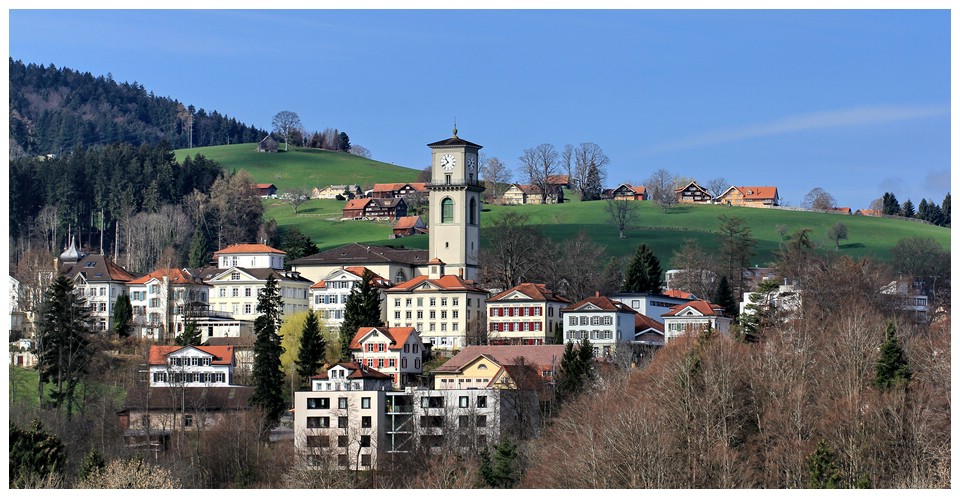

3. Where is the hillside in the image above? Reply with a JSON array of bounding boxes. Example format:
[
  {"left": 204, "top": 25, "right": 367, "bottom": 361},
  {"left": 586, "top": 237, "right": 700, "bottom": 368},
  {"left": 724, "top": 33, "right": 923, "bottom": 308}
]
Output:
[{"left": 174, "top": 143, "right": 421, "bottom": 194}]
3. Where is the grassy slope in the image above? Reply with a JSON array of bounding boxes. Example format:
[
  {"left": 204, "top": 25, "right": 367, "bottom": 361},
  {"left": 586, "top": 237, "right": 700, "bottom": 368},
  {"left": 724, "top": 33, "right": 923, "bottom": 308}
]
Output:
[{"left": 179, "top": 143, "right": 950, "bottom": 267}]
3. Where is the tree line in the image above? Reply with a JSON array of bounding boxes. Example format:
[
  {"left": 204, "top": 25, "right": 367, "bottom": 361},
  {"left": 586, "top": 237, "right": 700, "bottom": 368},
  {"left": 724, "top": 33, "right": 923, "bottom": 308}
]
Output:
[
  {"left": 9, "top": 58, "right": 267, "bottom": 157},
  {"left": 871, "top": 191, "right": 951, "bottom": 227}
]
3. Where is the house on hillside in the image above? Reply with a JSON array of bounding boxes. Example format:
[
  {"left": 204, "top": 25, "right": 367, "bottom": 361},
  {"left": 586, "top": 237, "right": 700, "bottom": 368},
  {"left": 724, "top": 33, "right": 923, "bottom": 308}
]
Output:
[
  {"left": 715, "top": 186, "right": 780, "bottom": 207},
  {"left": 675, "top": 181, "right": 712, "bottom": 204},
  {"left": 485, "top": 283, "right": 571, "bottom": 345},
  {"left": 310, "top": 266, "right": 391, "bottom": 330},
  {"left": 392, "top": 216, "right": 427, "bottom": 238},
  {"left": 547, "top": 174, "right": 572, "bottom": 189},
  {"left": 58, "top": 237, "right": 137, "bottom": 334},
  {"left": 348, "top": 326, "right": 425, "bottom": 387},
  {"left": 610, "top": 183, "right": 648, "bottom": 201},
  {"left": 258, "top": 135, "right": 278, "bottom": 152},
  {"left": 254, "top": 183, "right": 277, "bottom": 198},
  {"left": 313, "top": 184, "right": 362, "bottom": 199},
  {"left": 341, "top": 197, "right": 408, "bottom": 220},
  {"left": 661, "top": 300, "right": 732, "bottom": 343},
  {"left": 501, "top": 184, "right": 564, "bottom": 205},
  {"left": 560, "top": 294, "right": 639, "bottom": 358}
]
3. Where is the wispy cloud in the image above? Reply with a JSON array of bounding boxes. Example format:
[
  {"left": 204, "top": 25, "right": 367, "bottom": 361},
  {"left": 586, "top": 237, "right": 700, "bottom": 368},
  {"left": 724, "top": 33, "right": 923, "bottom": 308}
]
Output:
[{"left": 647, "top": 105, "right": 948, "bottom": 153}]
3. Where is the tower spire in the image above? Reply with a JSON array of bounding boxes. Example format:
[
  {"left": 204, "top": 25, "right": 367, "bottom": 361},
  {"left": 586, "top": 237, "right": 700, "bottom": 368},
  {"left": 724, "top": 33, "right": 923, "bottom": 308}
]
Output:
[{"left": 453, "top": 118, "right": 458, "bottom": 138}]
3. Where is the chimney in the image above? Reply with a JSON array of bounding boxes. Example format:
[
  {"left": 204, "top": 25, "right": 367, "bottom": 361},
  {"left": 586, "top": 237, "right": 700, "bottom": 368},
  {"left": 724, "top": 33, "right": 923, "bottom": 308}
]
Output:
[
  {"left": 458, "top": 268, "right": 464, "bottom": 279},
  {"left": 595, "top": 291, "right": 600, "bottom": 298}
]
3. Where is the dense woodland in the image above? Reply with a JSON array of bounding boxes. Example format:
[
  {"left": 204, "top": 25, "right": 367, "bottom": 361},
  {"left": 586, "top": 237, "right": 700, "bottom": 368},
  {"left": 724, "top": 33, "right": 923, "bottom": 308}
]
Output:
[{"left": 9, "top": 58, "right": 267, "bottom": 157}]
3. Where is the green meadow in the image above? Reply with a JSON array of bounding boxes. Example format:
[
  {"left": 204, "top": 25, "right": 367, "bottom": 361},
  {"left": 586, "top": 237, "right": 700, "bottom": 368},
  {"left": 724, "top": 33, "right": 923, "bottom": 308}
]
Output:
[{"left": 181, "top": 143, "right": 950, "bottom": 267}]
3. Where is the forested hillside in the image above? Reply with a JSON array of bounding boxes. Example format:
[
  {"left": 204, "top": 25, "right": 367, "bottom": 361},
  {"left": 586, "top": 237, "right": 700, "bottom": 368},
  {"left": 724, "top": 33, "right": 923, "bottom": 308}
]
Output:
[{"left": 9, "top": 58, "right": 267, "bottom": 156}]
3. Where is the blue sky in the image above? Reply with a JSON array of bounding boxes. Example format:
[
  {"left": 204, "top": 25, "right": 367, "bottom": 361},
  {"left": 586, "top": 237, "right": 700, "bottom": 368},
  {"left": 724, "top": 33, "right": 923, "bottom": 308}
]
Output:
[{"left": 6, "top": 8, "right": 952, "bottom": 210}]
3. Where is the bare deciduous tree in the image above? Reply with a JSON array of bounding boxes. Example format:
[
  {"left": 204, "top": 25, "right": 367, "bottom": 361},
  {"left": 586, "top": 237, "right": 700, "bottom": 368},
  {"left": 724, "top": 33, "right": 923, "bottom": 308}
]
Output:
[
  {"left": 480, "top": 155, "right": 511, "bottom": 201},
  {"left": 282, "top": 188, "right": 310, "bottom": 214},
  {"left": 604, "top": 199, "right": 639, "bottom": 239},
  {"left": 272, "top": 111, "right": 303, "bottom": 152},
  {"left": 572, "top": 143, "right": 610, "bottom": 199},
  {"left": 646, "top": 168, "right": 677, "bottom": 212},
  {"left": 803, "top": 187, "right": 837, "bottom": 211},
  {"left": 706, "top": 177, "right": 729, "bottom": 199},
  {"left": 518, "top": 144, "right": 559, "bottom": 204}
]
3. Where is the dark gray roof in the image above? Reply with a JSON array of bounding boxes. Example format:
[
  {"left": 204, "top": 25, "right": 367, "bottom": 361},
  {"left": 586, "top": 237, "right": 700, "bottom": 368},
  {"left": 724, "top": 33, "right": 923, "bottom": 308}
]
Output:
[
  {"left": 121, "top": 386, "right": 253, "bottom": 411},
  {"left": 62, "top": 254, "right": 138, "bottom": 282},
  {"left": 289, "top": 243, "right": 428, "bottom": 267},
  {"left": 426, "top": 130, "right": 482, "bottom": 149}
]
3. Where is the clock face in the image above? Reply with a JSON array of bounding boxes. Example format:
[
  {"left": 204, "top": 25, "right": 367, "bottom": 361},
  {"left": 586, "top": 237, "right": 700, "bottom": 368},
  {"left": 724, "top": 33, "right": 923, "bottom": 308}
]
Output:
[
  {"left": 466, "top": 155, "right": 477, "bottom": 170},
  {"left": 440, "top": 153, "right": 456, "bottom": 171}
]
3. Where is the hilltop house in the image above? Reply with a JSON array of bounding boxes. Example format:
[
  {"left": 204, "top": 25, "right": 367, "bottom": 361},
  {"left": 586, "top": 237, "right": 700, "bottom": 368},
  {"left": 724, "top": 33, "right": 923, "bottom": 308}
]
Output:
[
  {"left": 501, "top": 184, "right": 564, "bottom": 205},
  {"left": 258, "top": 135, "right": 278, "bottom": 152},
  {"left": 254, "top": 183, "right": 277, "bottom": 198},
  {"left": 675, "top": 181, "right": 712, "bottom": 204},
  {"left": 392, "top": 216, "right": 427, "bottom": 238},
  {"left": 312, "top": 184, "right": 362, "bottom": 199},
  {"left": 610, "top": 183, "right": 648, "bottom": 201},
  {"left": 662, "top": 300, "right": 732, "bottom": 343},
  {"left": 715, "top": 186, "right": 780, "bottom": 207},
  {"left": 341, "top": 197, "right": 408, "bottom": 221}
]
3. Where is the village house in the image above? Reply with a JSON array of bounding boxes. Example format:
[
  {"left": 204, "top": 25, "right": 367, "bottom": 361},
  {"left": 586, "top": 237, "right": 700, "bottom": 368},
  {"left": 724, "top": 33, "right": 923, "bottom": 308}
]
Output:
[
  {"left": 340, "top": 197, "right": 408, "bottom": 221},
  {"left": 675, "top": 181, "right": 712, "bottom": 204},
  {"left": 348, "top": 326, "right": 425, "bottom": 387},
  {"left": 392, "top": 216, "right": 427, "bottom": 238},
  {"left": 127, "top": 268, "right": 210, "bottom": 342},
  {"left": 312, "top": 184, "right": 362, "bottom": 199},
  {"left": 369, "top": 182, "right": 428, "bottom": 200},
  {"left": 661, "top": 300, "right": 732, "bottom": 343},
  {"left": 431, "top": 344, "right": 566, "bottom": 390},
  {"left": 257, "top": 135, "right": 278, "bottom": 152},
  {"left": 254, "top": 183, "right": 278, "bottom": 198},
  {"left": 485, "top": 283, "right": 571, "bottom": 345},
  {"left": 310, "top": 266, "right": 391, "bottom": 330},
  {"left": 715, "top": 186, "right": 780, "bottom": 207},
  {"left": 547, "top": 174, "right": 572, "bottom": 189},
  {"left": 193, "top": 243, "right": 312, "bottom": 323},
  {"left": 608, "top": 291, "right": 695, "bottom": 324},
  {"left": 146, "top": 344, "right": 239, "bottom": 387},
  {"left": 57, "top": 237, "right": 137, "bottom": 334},
  {"left": 501, "top": 183, "right": 564, "bottom": 205},
  {"left": 610, "top": 183, "right": 648, "bottom": 201},
  {"left": 560, "top": 294, "right": 641, "bottom": 359},
  {"left": 383, "top": 260, "right": 488, "bottom": 353}
]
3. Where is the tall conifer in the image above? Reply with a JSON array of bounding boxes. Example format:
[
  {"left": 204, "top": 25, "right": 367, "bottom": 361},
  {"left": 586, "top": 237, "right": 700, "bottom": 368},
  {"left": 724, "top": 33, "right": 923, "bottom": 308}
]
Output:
[{"left": 250, "top": 275, "right": 286, "bottom": 430}]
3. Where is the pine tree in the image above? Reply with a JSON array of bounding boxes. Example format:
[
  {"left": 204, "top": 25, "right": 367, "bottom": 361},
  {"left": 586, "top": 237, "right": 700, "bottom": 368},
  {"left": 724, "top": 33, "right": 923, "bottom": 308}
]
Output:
[
  {"left": 36, "top": 275, "right": 92, "bottom": 417},
  {"left": 295, "top": 311, "right": 326, "bottom": 388},
  {"left": 941, "top": 192, "right": 950, "bottom": 226},
  {"left": 555, "top": 341, "right": 582, "bottom": 403},
  {"left": 112, "top": 293, "right": 133, "bottom": 339},
  {"left": 338, "top": 269, "right": 383, "bottom": 361},
  {"left": 250, "top": 275, "right": 287, "bottom": 430},
  {"left": 881, "top": 192, "right": 900, "bottom": 216},
  {"left": 188, "top": 226, "right": 209, "bottom": 268},
  {"left": 713, "top": 276, "right": 737, "bottom": 318},
  {"left": 176, "top": 318, "right": 202, "bottom": 346},
  {"left": 10, "top": 420, "right": 66, "bottom": 487},
  {"left": 552, "top": 322, "right": 563, "bottom": 345},
  {"left": 620, "top": 243, "right": 663, "bottom": 294},
  {"left": 899, "top": 199, "right": 915, "bottom": 218},
  {"left": 875, "top": 321, "right": 911, "bottom": 390},
  {"left": 807, "top": 439, "right": 843, "bottom": 489},
  {"left": 581, "top": 161, "right": 603, "bottom": 201}
]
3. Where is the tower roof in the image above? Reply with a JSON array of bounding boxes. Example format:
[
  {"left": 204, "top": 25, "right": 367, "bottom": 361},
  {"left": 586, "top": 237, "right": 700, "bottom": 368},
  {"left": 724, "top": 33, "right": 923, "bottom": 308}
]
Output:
[{"left": 427, "top": 127, "right": 482, "bottom": 149}]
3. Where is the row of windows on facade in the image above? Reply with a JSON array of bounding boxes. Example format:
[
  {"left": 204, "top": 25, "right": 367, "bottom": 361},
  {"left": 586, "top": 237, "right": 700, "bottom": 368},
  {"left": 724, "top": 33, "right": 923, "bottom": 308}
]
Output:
[
  {"left": 314, "top": 294, "right": 350, "bottom": 305},
  {"left": 219, "top": 286, "right": 307, "bottom": 299},
  {"left": 152, "top": 372, "right": 226, "bottom": 384},
  {"left": 489, "top": 321, "right": 544, "bottom": 332},
  {"left": 306, "top": 395, "right": 488, "bottom": 411},
  {"left": 360, "top": 343, "right": 421, "bottom": 354},
  {"left": 666, "top": 321, "right": 710, "bottom": 332},
  {"left": 130, "top": 289, "right": 205, "bottom": 301},
  {"left": 356, "top": 357, "right": 420, "bottom": 370},
  {"left": 568, "top": 315, "right": 615, "bottom": 326},
  {"left": 308, "top": 396, "right": 373, "bottom": 410},
  {"left": 393, "top": 309, "right": 461, "bottom": 321},
  {"left": 566, "top": 330, "right": 616, "bottom": 341},
  {"left": 397, "top": 322, "right": 461, "bottom": 333},
  {"left": 488, "top": 306, "right": 554, "bottom": 317},
  {"left": 393, "top": 297, "right": 468, "bottom": 308},
  {"left": 220, "top": 256, "right": 282, "bottom": 268},
  {"left": 215, "top": 302, "right": 309, "bottom": 315}
]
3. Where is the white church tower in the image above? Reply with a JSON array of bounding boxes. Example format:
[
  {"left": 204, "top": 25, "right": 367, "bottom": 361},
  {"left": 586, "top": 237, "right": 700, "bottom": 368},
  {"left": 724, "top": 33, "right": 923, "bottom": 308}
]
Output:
[{"left": 426, "top": 127, "right": 484, "bottom": 281}]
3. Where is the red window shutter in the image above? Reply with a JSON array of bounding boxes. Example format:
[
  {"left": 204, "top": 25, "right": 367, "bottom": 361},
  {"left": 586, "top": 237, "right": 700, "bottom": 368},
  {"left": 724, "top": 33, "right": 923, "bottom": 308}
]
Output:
[{"left": 489, "top": 307, "right": 494, "bottom": 317}]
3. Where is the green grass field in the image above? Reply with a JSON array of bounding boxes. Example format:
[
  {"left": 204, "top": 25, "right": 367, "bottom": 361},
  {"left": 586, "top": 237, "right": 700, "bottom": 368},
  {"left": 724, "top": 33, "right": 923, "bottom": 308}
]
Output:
[
  {"left": 174, "top": 143, "right": 421, "bottom": 193},
  {"left": 179, "top": 143, "right": 950, "bottom": 268}
]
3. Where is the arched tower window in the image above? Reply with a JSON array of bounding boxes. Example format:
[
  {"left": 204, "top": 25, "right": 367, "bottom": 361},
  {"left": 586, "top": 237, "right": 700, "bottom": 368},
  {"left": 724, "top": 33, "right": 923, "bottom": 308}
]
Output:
[
  {"left": 441, "top": 198, "right": 454, "bottom": 223},
  {"left": 395, "top": 269, "right": 407, "bottom": 283},
  {"left": 469, "top": 198, "right": 477, "bottom": 225}
]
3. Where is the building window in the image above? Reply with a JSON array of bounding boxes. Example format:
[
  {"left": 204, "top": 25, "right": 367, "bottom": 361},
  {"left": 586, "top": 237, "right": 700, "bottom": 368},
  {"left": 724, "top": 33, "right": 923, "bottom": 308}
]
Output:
[
  {"left": 306, "top": 435, "right": 329, "bottom": 448},
  {"left": 361, "top": 454, "right": 371, "bottom": 467},
  {"left": 361, "top": 397, "right": 371, "bottom": 409},
  {"left": 337, "top": 454, "right": 348, "bottom": 467},
  {"left": 361, "top": 416, "right": 372, "bottom": 428},
  {"left": 338, "top": 435, "right": 348, "bottom": 447},
  {"left": 244, "top": 304, "right": 252, "bottom": 314},
  {"left": 441, "top": 198, "right": 454, "bottom": 223},
  {"left": 232, "top": 288, "right": 240, "bottom": 297},
  {"left": 360, "top": 435, "right": 371, "bottom": 448},
  {"left": 477, "top": 396, "right": 487, "bottom": 408},
  {"left": 459, "top": 396, "right": 469, "bottom": 408},
  {"left": 476, "top": 415, "right": 487, "bottom": 427},
  {"left": 306, "top": 417, "right": 330, "bottom": 428},
  {"left": 231, "top": 273, "right": 240, "bottom": 281},
  {"left": 459, "top": 415, "right": 470, "bottom": 428},
  {"left": 469, "top": 198, "right": 477, "bottom": 224},
  {"left": 338, "top": 416, "right": 348, "bottom": 428}
]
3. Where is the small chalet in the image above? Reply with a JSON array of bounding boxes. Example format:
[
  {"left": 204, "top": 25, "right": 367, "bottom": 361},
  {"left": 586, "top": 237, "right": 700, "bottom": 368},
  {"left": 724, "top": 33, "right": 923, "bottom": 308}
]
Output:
[
  {"left": 547, "top": 174, "right": 573, "bottom": 189},
  {"left": 258, "top": 135, "right": 278, "bottom": 152},
  {"left": 254, "top": 183, "right": 277, "bottom": 197},
  {"left": 611, "top": 183, "right": 648, "bottom": 201},
  {"left": 501, "top": 184, "right": 564, "bottom": 205},
  {"left": 370, "top": 183, "right": 428, "bottom": 200},
  {"left": 312, "top": 184, "right": 362, "bottom": 199},
  {"left": 715, "top": 186, "right": 780, "bottom": 208},
  {"left": 392, "top": 216, "right": 427, "bottom": 238},
  {"left": 675, "top": 181, "right": 712, "bottom": 204},
  {"left": 855, "top": 209, "right": 883, "bottom": 217},
  {"left": 349, "top": 326, "right": 425, "bottom": 387},
  {"left": 341, "top": 197, "right": 408, "bottom": 220}
]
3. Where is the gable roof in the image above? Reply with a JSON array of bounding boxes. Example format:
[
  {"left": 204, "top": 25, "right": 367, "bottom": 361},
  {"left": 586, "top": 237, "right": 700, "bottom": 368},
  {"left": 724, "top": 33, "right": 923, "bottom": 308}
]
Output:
[
  {"left": 254, "top": 183, "right": 276, "bottom": 189},
  {"left": 63, "top": 254, "right": 137, "bottom": 282},
  {"left": 310, "top": 266, "right": 389, "bottom": 289},
  {"left": 315, "top": 361, "right": 392, "bottom": 380},
  {"left": 148, "top": 345, "right": 235, "bottom": 366},
  {"left": 562, "top": 295, "right": 637, "bottom": 313},
  {"left": 432, "top": 345, "right": 567, "bottom": 374},
  {"left": 343, "top": 198, "right": 372, "bottom": 211},
  {"left": 635, "top": 313, "right": 664, "bottom": 333},
  {"left": 546, "top": 174, "right": 570, "bottom": 185},
  {"left": 128, "top": 268, "right": 208, "bottom": 286},
  {"left": 675, "top": 181, "right": 709, "bottom": 194},
  {"left": 394, "top": 216, "right": 425, "bottom": 230},
  {"left": 349, "top": 326, "right": 418, "bottom": 350},
  {"left": 290, "top": 243, "right": 429, "bottom": 267},
  {"left": 662, "top": 289, "right": 697, "bottom": 300},
  {"left": 662, "top": 300, "right": 724, "bottom": 317},
  {"left": 386, "top": 274, "right": 487, "bottom": 293},
  {"left": 736, "top": 186, "right": 778, "bottom": 200},
  {"left": 487, "top": 282, "right": 571, "bottom": 304},
  {"left": 213, "top": 243, "right": 285, "bottom": 256}
]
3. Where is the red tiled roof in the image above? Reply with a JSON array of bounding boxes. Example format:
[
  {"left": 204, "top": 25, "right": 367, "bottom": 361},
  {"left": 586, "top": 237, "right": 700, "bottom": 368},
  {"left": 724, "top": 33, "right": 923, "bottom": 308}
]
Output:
[
  {"left": 148, "top": 345, "right": 235, "bottom": 366},
  {"left": 635, "top": 313, "right": 664, "bottom": 333},
  {"left": 394, "top": 216, "right": 423, "bottom": 230},
  {"left": 254, "top": 183, "right": 276, "bottom": 189},
  {"left": 857, "top": 209, "right": 882, "bottom": 217},
  {"left": 386, "top": 274, "right": 487, "bottom": 293},
  {"left": 310, "top": 280, "right": 327, "bottom": 289},
  {"left": 372, "top": 183, "right": 406, "bottom": 192},
  {"left": 314, "top": 361, "right": 392, "bottom": 380},
  {"left": 662, "top": 300, "right": 724, "bottom": 317},
  {"left": 129, "top": 268, "right": 206, "bottom": 285},
  {"left": 547, "top": 175, "right": 570, "bottom": 185},
  {"left": 662, "top": 289, "right": 696, "bottom": 300},
  {"left": 487, "top": 282, "right": 570, "bottom": 304},
  {"left": 103, "top": 257, "right": 137, "bottom": 282},
  {"left": 213, "top": 243, "right": 285, "bottom": 256},
  {"left": 630, "top": 185, "right": 647, "bottom": 195},
  {"left": 349, "top": 326, "right": 418, "bottom": 350},
  {"left": 433, "top": 345, "right": 567, "bottom": 374},
  {"left": 343, "top": 198, "right": 371, "bottom": 211},
  {"left": 735, "top": 186, "right": 778, "bottom": 200}
]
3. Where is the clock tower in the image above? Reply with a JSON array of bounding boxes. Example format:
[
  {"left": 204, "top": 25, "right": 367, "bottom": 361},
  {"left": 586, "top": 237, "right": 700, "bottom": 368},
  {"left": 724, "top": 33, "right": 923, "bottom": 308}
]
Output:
[{"left": 426, "top": 127, "right": 484, "bottom": 281}]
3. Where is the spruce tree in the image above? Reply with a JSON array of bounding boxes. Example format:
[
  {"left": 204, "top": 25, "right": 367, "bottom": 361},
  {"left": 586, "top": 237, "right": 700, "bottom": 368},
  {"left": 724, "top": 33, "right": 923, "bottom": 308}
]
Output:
[
  {"left": 875, "top": 321, "right": 911, "bottom": 390},
  {"left": 713, "top": 275, "right": 737, "bottom": 318},
  {"left": 941, "top": 192, "right": 950, "bottom": 226},
  {"left": 621, "top": 243, "right": 664, "bottom": 294},
  {"left": 250, "top": 275, "right": 287, "bottom": 430},
  {"left": 112, "top": 293, "right": 133, "bottom": 339},
  {"left": 176, "top": 318, "right": 202, "bottom": 346},
  {"left": 881, "top": 192, "right": 900, "bottom": 216},
  {"left": 36, "top": 275, "right": 92, "bottom": 417},
  {"left": 555, "top": 341, "right": 582, "bottom": 403},
  {"left": 807, "top": 439, "right": 843, "bottom": 489},
  {"left": 338, "top": 269, "right": 383, "bottom": 361},
  {"left": 295, "top": 311, "right": 326, "bottom": 388},
  {"left": 10, "top": 420, "right": 66, "bottom": 487},
  {"left": 188, "top": 226, "right": 209, "bottom": 268},
  {"left": 899, "top": 199, "right": 915, "bottom": 218}
]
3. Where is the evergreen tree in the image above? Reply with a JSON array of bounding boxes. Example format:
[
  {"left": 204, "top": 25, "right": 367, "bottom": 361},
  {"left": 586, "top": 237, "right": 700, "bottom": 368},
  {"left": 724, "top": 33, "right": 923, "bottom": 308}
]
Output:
[
  {"left": 552, "top": 322, "right": 563, "bottom": 345},
  {"left": 881, "top": 192, "right": 900, "bottom": 216},
  {"left": 176, "top": 318, "right": 202, "bottom": 346},
  {"left": 941, "top": 192, "right": 951, "bottom": 226},
  {"left": 250, "top": 275, "right": 287, "bottom": 430},
  {"left": 899, "top": 199, "right": 915, "bottom": 218},
  {"left": 10, "top": 420, "right": 66, "bottom": 487},
  {"left": 713, "top": 275, "right": 738, "bottom": 319},
  {"left": 875, "top": 321, "right": 911, "bottom": 390},
  {"left": 807, "top": 439, "right": 843, "bottom": 489},
  {"left": 295, "top": 311, "right": 326, "bottom": 388},
  {"left": 577, "top": 337, "right": 595, "bottom": 381},
  {"left": 337, "top": 132, "right": 351, "bottom": 152},
  {"left": 916, "top": 198, "right": 929, "bottom": 220},
  {"left": 188, "top": 226, "right": 209, "bottom": 268},
  {"left": 112, "top": 293, "right": 133, "bottom": 339},
  {"left": 556, "top": 338, "right": 595, "bottom": 403},
  {"left": 581, "top": 161, "right": 603, "bottom": 201},
  {"left": 479, "top": 440, "right": 521, "bottom": 488},
  {"left": 77, "top": 448, "right": 106, "bottom": 481},
  {"left": 338, "top": 269, "right": 383, "bottom": 361},
  {"left": 36, "top": 275, "right": 92, "bottom": 417},
  {"left": 279, "top": 228, "right": 319, "bottom": 268},
  {"left": 620, "top": 243, "right": 663, "bottom": 294}
]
